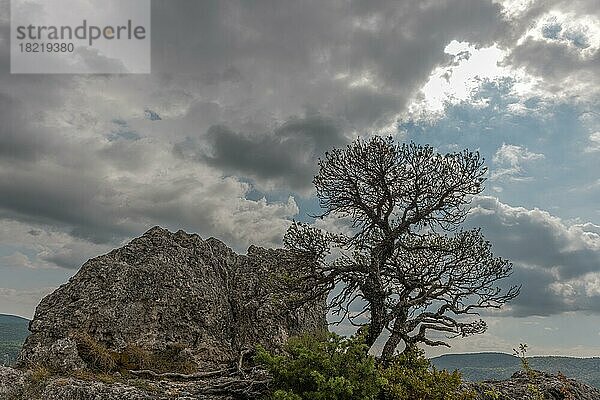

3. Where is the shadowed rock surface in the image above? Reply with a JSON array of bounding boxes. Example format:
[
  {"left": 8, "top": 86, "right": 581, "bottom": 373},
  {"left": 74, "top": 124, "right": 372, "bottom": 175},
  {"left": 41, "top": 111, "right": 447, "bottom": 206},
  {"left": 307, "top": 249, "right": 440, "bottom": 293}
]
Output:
[{"left": 18, "top": 226, "right": 326, "bottom": 372}]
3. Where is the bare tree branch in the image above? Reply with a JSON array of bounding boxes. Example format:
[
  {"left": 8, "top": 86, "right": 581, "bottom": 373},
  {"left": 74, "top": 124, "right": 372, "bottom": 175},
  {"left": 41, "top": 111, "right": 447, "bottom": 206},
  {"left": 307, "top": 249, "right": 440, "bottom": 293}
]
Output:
[{"left": 283, "top": 136, "right": 520, "bottom": 359}]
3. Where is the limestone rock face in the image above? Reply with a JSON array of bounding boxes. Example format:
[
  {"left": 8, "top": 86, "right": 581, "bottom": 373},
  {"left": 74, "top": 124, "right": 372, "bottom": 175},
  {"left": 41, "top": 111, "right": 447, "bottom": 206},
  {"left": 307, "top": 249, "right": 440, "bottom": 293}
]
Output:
[
  {"left": 19, "top": 226, "right": 326, "bottom": 371},
  {"left": 0, "top": 366, "right": 26, "bottom": 398}
]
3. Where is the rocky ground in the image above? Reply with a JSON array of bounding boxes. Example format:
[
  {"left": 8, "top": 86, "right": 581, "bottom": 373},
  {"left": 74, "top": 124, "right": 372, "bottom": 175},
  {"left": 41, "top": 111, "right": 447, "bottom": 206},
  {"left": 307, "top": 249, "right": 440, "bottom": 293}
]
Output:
[
  {"left": 4, "top": 365, "right": 600, "bottom": 399},
  {"left": 466, "top": 370, "right": 600, "bottom": 400},
  {"left": 0, "top": 365, "right": 269, "bottom": 400}
]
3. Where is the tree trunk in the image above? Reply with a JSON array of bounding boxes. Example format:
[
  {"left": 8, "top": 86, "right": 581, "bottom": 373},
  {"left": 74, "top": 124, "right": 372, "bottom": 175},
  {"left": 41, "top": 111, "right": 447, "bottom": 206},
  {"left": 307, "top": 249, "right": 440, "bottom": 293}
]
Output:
[
  {"left": 365, "top": 299, "right": 386, "bottom": 348},
  {"left": 381, "top": 309, "right": 409, "bottom": 359},
  {"left": 363, "top": 266, "right": 387, "bottom": 349},
  {"left": 381, "top": 332, "right": 403, "bottom": 359}
]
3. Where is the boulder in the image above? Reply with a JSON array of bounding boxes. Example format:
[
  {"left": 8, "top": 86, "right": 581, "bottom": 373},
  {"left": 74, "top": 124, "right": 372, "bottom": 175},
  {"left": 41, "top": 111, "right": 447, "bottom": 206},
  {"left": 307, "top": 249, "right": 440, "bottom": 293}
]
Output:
[{"left": 19, "top": 226, "right": 326, "bottom": 372}]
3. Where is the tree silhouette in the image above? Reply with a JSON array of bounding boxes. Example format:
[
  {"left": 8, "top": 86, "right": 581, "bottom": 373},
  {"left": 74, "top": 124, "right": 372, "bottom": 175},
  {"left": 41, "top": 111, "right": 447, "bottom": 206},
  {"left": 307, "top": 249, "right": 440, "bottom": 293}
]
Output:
[{"left": 284, "top": 136, "right": 519, "bottom": 359}]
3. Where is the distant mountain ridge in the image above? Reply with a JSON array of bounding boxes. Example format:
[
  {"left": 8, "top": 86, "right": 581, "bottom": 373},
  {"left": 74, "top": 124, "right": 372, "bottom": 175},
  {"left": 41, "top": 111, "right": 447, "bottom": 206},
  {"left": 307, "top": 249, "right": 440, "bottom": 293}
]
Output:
[
  {"left": 0, "top": 314, "right": 29, "bottom": 366},
  {"left": 432, "top": 352, "right": 600, "bottom": 388}
]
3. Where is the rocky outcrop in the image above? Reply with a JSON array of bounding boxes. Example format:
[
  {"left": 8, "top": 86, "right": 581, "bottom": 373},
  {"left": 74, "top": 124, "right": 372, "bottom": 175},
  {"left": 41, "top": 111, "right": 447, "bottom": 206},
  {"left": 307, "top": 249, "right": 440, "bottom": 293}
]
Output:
[
  {"left": 468, "top": 370, "right": 600, "bottom": 400},
  {"left": 0, "top": 366, "right": 268, "bottom": 400},
  {"left": 9, "top": 226, "right": 600, "bottom": 400},
  {"left": 18, "top": 226, "right": 326, "bottom": 372}
]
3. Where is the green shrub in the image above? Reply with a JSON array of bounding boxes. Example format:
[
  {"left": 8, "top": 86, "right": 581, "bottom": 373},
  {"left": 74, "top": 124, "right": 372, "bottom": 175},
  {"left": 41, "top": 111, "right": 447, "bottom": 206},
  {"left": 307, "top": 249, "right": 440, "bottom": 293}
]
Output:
[
  {"left": 255, "top": 331, "right": 381, "bottom": 400},
  {"left": 378, "top": 347, "right": 474, "bottom": 400},
  {"left": 256, "top": 331, "right": 474, "bottom": 400}
]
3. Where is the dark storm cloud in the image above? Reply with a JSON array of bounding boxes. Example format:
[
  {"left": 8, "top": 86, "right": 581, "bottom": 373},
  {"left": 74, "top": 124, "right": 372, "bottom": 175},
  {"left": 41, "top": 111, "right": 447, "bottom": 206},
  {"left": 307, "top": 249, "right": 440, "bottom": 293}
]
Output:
[
  {"left": 470, "top": 197, "right": 600, "bottom": 280},
  {"left": 41, "top": 254, "right": 86, "bottom": 270},
  {"left": 150, "top": 0, "right": 508, "bottom": 131},
  {"left": 341, "top": 0, "right": 506, "bottom": 81},
  {"left": 503, "top": 267, "right": 572, "bottom": 317},
  {"left": 503, "top": 265, "right": 600, "bottom": 318},
  {"left": 0, "top": 0, "right": 596, "bottom": 273},
  {"left": 508, "top": 38, "right": 600, "bottom": 85},
  {"left": 334, "top": 87, "right": 401, "bottom": 129},
  {"left": 0, "top": 166, "right": 131, "bottom": 243},
  {"left": 469, "top": 197, "right": 600, "bottom": 317},
  {"left": 0, "top": 94, "right": 55, "bottom": 161},
  {"left": 37, "top": 239, "right": 112, "bottom": 270},
  {"left": 175, "top": 115, "right": 347, "bottom": 191}
]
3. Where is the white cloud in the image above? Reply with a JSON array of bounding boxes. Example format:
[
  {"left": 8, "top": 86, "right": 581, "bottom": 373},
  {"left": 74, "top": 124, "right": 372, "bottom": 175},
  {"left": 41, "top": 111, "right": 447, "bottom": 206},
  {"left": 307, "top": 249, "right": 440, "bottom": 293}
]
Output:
[
  {"left": 519, "top": 11, "right": 600, "bottom": 53},
  {"left": 0, "top": 252, "right": 39, "bottom": 269},
  {"left": 409, "top": 41, "right": 511, "bottom": 116},
  {"left": 495, "top": 0, "right": 537, "bottom": 18},
  {"left": 504, "top": 4, "right": 600, "bottom": 102},
  {"left": 0, "top": 219, "right": 113, "bottom": 269},
  {"left": 0, "top": 287, "right": 55, "bottom": 319},
  {"left": 586, "top": 131, "right": 600, "bottom": 152},
  {"left": 405, "top": 38, "right": 549, "bottom": 120},
  {"left": 551, "top": 271, "right": 600, "bottom": 298},
  {"left": 406, "top": 1, "right": 600, "bottom": 123},
  {"left": 491, "top": 143, "right": 545, "bottom": 182}
]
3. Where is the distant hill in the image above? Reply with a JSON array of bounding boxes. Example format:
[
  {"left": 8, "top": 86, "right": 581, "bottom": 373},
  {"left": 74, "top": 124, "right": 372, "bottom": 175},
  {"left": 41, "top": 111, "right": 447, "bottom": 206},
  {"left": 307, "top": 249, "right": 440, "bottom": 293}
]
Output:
[
  {"left": 0, "top": 314, "right": 29, "bottom": 366},
  {"left": 432, "top": 352, "right": 600, "bottom": 389}
]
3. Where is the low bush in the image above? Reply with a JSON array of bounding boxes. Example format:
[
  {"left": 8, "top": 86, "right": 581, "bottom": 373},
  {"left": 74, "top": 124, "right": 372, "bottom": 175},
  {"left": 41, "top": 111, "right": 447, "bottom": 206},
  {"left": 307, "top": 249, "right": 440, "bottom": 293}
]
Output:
[
  {"left": 378, "top": 347, "right": 473, "bottom": 400},
  {"left": 255, "top": 331, "right": 381, "bottom": 400},
  {"left": 256, "top": 331, "right": 474, "bottom": 400}
]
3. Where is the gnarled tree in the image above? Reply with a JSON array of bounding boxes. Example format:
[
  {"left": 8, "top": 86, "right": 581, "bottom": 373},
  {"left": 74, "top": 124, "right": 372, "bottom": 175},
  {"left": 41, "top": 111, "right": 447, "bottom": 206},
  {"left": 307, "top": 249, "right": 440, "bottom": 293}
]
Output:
[{"left": 283, "top": 136, "right": 519, "bottom": 359}]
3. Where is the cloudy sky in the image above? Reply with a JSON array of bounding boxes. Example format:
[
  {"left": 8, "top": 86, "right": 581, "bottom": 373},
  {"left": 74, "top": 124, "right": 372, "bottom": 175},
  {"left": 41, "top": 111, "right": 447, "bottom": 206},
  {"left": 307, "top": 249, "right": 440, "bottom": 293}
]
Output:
[{"left": 1, "top": 0, "right": 599, "bottom": 357}]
